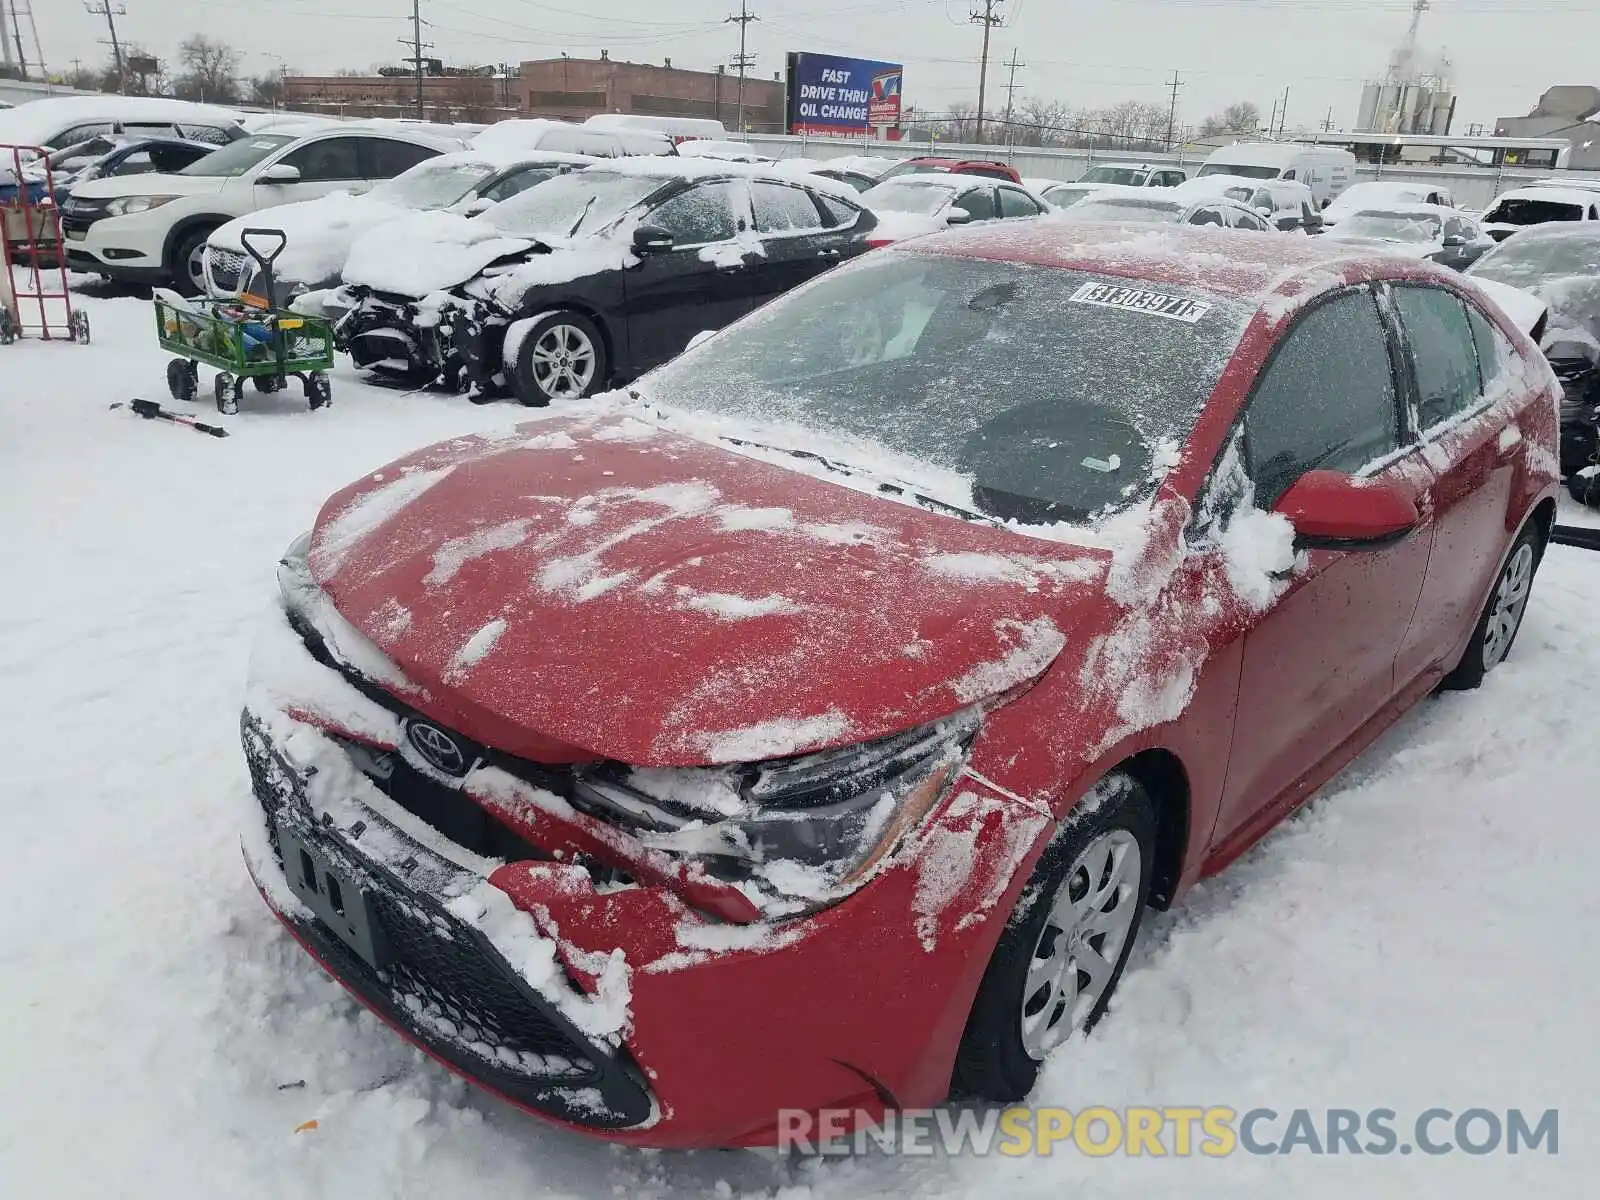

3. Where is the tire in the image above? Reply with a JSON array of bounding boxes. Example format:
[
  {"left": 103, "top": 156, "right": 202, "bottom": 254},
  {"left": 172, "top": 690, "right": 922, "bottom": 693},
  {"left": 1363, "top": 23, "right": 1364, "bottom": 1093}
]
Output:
[
  {"left": 508, "top": 311, "right": 608, "bottom": 407},
  {"left": 166, "top": 359, "right": 197, "bottom": 403},
  {"left": 170, "top": 227, "right": 218, "bottom": 298},
  {"left": 1438, "top": 521, "right": 1544, "bottom": 692},
  {"left": 1569, "top": 469, "right": 1600, "bottom": 508},
  {"left": 951, "top": 772, "right": 1156, "bottom": 1102},
  {"left": 305, "top": 373, "right": 332, "bottom": 410},
  {"left": 214, "top": 371, "right": 240, "bottom": 416},
  {"left": 252, "top": 375, "right": 284, "bottom": 394}
]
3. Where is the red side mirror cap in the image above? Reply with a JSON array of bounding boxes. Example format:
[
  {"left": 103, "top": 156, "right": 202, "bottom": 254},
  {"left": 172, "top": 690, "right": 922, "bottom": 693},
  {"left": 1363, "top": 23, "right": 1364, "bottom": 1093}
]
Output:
[{"left": 1272, "top": 469, "right": 1419, "bottom": 549}]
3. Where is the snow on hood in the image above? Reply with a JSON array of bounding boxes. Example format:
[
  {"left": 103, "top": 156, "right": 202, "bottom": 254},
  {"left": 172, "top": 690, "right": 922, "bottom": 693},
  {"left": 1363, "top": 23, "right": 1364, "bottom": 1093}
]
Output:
[
  {"left": 68, "top": 172, "right": 229, "bottom": 201},
  {"left": 1319, "top": 232, "right": 1437, "bottom": 259},
  {"left": 209, "top": 192, "right": 413, "bottom": 286},
  {"left": 342, "top": 209, "right": 536, "bottom": 296},
  {"left": 307, "top": 411, "right": 1109, "bottom": 767}
]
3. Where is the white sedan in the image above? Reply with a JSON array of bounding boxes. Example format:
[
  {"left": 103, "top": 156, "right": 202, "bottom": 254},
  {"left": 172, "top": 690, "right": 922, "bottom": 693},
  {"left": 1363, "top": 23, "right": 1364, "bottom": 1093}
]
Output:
[{"left": 858, "top": 173, "right": 1051, "bottom": 245}]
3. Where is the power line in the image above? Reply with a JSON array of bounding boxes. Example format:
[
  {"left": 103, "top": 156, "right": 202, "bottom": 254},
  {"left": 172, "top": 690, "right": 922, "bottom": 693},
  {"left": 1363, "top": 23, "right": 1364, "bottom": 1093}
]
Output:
[
  {"left": 725, "top": 1, "right": 758, "bottom": 133},
  {"left": 970, "top": 0, "right": 1003, "bottom": 144},
  {"left": 84, "top": 0, "right": 125, "bottom": 92}
]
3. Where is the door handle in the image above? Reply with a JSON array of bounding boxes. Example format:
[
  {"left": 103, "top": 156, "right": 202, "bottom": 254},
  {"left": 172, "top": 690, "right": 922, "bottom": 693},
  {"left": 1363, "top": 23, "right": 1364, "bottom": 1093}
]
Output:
[{"left": 818, "top": 248, "right": 841, "bottom": 259}]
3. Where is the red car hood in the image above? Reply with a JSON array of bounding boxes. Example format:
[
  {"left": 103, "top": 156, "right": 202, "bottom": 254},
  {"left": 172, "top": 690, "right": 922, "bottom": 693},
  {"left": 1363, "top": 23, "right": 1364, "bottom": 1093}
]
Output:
[{"left": 308, "top": 414, "right": 1110, "bottom": 766}]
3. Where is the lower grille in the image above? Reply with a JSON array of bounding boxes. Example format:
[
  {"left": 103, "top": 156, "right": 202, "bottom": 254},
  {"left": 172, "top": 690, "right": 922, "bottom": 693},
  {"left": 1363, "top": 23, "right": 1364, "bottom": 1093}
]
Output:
[{"left": 207, "top": 247, "right": 249, "bottom": 293}]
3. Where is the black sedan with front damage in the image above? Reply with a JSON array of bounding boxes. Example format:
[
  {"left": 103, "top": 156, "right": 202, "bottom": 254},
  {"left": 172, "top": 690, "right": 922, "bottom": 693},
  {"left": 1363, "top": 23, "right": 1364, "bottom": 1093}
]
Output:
[
  {"left": 334, "top": 160, "right": 877, "bottom": 405},
  {"left": 1468, "top": 223, "right": 1600, "bottom": 490}
]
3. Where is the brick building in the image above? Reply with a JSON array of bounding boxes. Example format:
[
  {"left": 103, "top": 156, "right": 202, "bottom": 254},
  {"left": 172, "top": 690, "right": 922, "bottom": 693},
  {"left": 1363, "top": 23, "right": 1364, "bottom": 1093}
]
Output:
[
  {"left": 517, "top": 53, "right": 786, "bottom": 133},
  {"left": 281, "top": 72, "right": 518, "bottom": 124}
]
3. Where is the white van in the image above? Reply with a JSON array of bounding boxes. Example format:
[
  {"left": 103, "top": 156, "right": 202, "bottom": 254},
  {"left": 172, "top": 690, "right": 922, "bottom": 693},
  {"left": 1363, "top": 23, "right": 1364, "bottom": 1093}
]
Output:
[
  {"left": 585, "top": 113, "right": 728, "bottom": 144},
  {"left": 1197, "top": 142, "right": 1356, "bottom": 208},
  {"left": 0, "top": 95, "right": 245, "bottom": 152},
  {"left": 473, "top": 118, "right": 672, "bottom": 158}
]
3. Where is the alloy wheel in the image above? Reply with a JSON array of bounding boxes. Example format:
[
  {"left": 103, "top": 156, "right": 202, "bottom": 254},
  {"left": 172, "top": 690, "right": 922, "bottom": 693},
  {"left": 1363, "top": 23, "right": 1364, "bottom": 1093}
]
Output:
[
  {"left": 530, "top": 324, "right": 597, "bottom": 399},
  {"left": 1481, "top": 542, "right": 1535, "bottom": 671},
  {"left": 1020, "top": 828, "right": 1142, "bottom": 1059},
  {"left": 186, "top": 243, "right": 209, "bottom": 294}
]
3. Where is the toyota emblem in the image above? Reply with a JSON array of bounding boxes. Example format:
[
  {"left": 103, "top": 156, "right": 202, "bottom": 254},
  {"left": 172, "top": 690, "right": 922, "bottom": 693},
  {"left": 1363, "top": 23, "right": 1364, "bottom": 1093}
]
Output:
[{"left": 407, "top": 720, "right": 470, "bottom": 776}]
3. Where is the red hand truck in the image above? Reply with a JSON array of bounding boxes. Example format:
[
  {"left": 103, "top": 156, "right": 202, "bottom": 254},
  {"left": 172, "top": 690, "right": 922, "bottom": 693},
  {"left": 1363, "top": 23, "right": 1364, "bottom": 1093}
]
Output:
[{"left": 1, "top": 143, "right": 90, "bottom": 346}]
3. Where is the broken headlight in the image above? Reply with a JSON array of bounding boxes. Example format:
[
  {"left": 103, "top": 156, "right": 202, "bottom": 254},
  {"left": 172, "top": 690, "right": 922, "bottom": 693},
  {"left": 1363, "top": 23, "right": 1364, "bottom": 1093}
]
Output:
[{"left": 572, "top": 711, "right": 981, "bottom": 912}]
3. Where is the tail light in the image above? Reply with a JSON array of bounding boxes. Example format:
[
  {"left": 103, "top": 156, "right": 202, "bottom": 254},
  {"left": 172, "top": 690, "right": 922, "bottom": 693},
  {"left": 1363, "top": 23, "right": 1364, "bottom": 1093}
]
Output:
[{"left": 865, "top": 237, "right": 896, "bottom": 250}]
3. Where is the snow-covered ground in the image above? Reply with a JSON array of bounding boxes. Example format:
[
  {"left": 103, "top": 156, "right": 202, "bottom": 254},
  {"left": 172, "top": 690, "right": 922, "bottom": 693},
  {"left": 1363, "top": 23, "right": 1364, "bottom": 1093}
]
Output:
[{"left": 3, "top": 287, "right": 1599, "bottom": 1197}]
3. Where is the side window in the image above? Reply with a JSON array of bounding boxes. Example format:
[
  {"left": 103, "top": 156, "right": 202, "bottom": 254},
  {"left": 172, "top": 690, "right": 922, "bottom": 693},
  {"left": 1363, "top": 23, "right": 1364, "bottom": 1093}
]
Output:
[
  {"left": 52, "top": 122, "right": 114, "bottom": 146},
  {"left": 1188, "top": 206, "right": 1226, "bottom": 227},
  {"left": 1464, "top": 301, "right": 1513, "bottom": 388},
  {"left": 480, "top": 166, "right": 559, "bottom": 203},
  {"left": 1250, "top": 188, "right": 1273, "bottom": 211},
  {"left": 123, "top": 123, "right": 180, "bottom": 141},
  {"left": 1393, "top": 286, "right": 1483, "bottom": 430},
  {"left": 280, "top": 137, "right": 363, "bottom": 182},
  {"left": 1282, "top": 168, "right": 1297, "bottom": 180},
  {"left": 1442, "top": 217, "right": 1465, "bottom": 240},
  {"left": 177, "top": 124, "right": 233, "bottom": 146},
  {"left": 997, "top": 187, "right": 1044, "bottom": 218},
  {"left": 953, "top": 187, "right": 997, "bottom": 221},
  {"left": 1244, "top": 289, "right": 1401, "bottom": 508},
  {"left": 115, "top": 150, "right": 154, "bottom": 175},
  {"left": 751, "top": 182, "right": 825, "bottom": 233},
  {"left": 816, "top": 193, "right": 863, "bottom": 229},
  {"left": 367, "top": 138, "right": 438, "bottom": 178},
  {"left": 646, "top": 182, "right": 742, "bottom": 244}
]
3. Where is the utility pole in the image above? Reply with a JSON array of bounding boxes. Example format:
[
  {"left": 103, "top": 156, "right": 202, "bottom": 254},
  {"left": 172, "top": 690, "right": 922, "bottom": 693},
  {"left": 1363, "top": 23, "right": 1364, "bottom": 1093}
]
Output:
[
  {"left": 1164, "top": 70, "right": 1182, "bottom": 151},
  {"left": 1000, "top": 48, "right": 1024, "bottom": 142},
  {"left": 0, "top": 0, "right": 14, "bottom": 73},
  {"left": 725, "top": 2, "right": 758, "bottom": 134},
  {"left": 1277, "top": 85, "right": 1290, "bottom": 137},
  {"left": 84, "top": 0, "right": 125, "bottom": 92},
  {"left": 1322, "top": 106, "right": 1335, "bottom": 132},
  {"left": 399, "top": 0, "right": 432, "bottom": 121},
  {"left": 970, "top": 0, "right": 1003, "bottom": 144}
]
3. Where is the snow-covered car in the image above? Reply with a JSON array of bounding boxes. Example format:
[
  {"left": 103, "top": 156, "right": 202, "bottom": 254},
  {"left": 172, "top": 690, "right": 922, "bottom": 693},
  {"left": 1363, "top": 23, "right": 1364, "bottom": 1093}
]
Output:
[
  {"left": 858, "top": 174, "right": 1050, "bottom": 245},
  {"left": 1322, "top": 179, "right": 1460, "bottom": 226},
  {"left": 1057, "top": 189, "right": 1274, "bottom": 232},
  {"left": 876, "top": 156, "right": 1023, "bottom": 184},
  {"left": 241, "top": 223, "right": 1558, "bottom": 1148},
  {"left": 1321, "top": 204, "right": 1494, "bottom": 271},
  {"left": 201, "top": 150, "right": 595, "bottom": 306},
  {"left": 0, "top": 95, "right": 243, "bottom": 155},
  {"left": 674, "top": 139, "right": 774, "bottom": 163},
  {"left": 1468, "top": 223, "right": 1600, "bottom": 477},
  {"left": 471, "top": 118, "right": 674, "bottom": 159},
  {"left": 62, "top": 124, "right": 468, "bottom": 294},
  {"left": 1028, "top": 180, "right": 1113, "bottom": 209},
  {"left": 1077, "top": 161, "right": 1188, "bottom": 187},
  {"left": 1480, "top": 186, "right": 1600, "bottom": 243},
  {"left": 51, "top": 136, "right": 219, "bottom": 199},
  {"left": 1174, "top": 175, "right": 1324, "bottom": 233},
  {"left": 336, "top": 159, "right": 877, "bottom": 402}
]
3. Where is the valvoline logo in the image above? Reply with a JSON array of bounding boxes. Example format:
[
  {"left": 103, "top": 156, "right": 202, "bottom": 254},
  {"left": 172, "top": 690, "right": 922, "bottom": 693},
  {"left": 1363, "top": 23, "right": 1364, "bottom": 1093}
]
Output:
[{"left": 868, "top": 68, "right": 903, "bottom": 126}]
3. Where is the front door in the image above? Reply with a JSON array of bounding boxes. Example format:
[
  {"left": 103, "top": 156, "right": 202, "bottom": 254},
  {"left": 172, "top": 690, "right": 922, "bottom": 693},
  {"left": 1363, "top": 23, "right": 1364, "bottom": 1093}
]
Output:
[
  {"left": 262, "top": 135, "right": 366, "bottom": 205},
  {"left": 1211, "top": 287, "right": 1434, "bottom": 849}
]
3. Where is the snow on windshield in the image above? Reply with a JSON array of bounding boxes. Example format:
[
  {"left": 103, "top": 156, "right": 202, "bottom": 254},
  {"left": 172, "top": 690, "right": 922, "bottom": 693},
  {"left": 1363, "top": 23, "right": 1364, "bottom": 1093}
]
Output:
[
  {"left": 368, "top": 158, "right": 499, "bottom": 209},
  {"left": 480, "top": 171, "right": 660, "bottom": 238},
  {"left": 1335, "top": 211, "right": 1441, "bottom": 243},
  {"left": 1062, "top": 197, "right": 1184, "bottom": 225},
  {"left": 860, "top": 179, "right": 957, "bottom": 215},
  {"left": 641, "top": 251, "right": 1254, "bottom": 528},
  {"left": 1470, "top": 228, "right": 1600, "bottom": 287}
]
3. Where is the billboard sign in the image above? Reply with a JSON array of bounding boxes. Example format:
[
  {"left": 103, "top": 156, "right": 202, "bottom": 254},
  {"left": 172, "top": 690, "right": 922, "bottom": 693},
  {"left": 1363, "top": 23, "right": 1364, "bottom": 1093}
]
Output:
[{"left": 786, "top": 52, "right": 904, "bottom": 138}]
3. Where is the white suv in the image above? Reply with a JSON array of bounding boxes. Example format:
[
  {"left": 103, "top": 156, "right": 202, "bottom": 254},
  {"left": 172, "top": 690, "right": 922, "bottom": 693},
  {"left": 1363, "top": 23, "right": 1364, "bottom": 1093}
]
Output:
[{"left": 61, "top": 125, "right": 466, "bottom": 293}]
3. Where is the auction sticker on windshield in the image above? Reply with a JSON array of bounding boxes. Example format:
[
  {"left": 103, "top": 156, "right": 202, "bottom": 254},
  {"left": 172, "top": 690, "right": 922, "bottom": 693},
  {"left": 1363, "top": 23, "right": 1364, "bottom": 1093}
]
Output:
[{"left": 1068, "top": 281, "right": 1212, "bottom": 324}]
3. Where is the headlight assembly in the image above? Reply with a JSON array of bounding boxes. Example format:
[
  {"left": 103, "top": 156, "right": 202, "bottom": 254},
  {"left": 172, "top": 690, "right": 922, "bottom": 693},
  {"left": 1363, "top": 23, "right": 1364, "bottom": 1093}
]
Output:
[
  {"left": 574, "top": 711, "right": 981, "bottom": 914},
  {"left": 104, "top": 195, "right": 180, "bottom": 216}
]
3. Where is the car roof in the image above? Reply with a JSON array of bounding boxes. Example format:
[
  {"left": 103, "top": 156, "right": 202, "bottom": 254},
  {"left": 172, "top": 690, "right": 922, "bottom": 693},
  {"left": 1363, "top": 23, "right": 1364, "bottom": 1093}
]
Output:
[
  {"left": 900, "top": 221, "right": 1455, "bottom": 303},
  {"left": 1490, "top": 186, "right": 1600, "bottom": 208},
  {"left": 1343, "top": 202, "right": 1459, "bottom": 218},
  {"left": 583, "top": 155, "right": 863, "bottom": 199}
]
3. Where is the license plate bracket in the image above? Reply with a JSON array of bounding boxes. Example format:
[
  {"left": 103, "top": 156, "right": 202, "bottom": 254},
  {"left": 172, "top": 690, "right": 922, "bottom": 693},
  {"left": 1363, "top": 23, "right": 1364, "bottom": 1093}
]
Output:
[{"left": 275, "top": 820, "right": 390, "bottom": 970}]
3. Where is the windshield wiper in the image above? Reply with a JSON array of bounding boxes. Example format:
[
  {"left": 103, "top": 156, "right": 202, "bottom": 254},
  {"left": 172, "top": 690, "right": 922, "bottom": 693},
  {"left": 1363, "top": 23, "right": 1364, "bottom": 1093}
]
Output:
[
  {"left": 566, "top": 195, "right": 597, "bottom": 236},
  {"left": 717, "top": 435, "right": 998, "bottom": 526}
]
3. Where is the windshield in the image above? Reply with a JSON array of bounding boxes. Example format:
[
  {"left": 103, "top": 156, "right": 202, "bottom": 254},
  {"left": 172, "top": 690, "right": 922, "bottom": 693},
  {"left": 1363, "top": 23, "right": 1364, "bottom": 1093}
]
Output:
[
  {"left": 1483, "top": 197, "right": 1584, "bottom": 227},
  {"left": 1469, "top": 229, "right": 1600, "bottom": 286},
  {"left": 1060, "top": 197, "right": 1183, "bottom": 224},
  {"left": 1080, "top": 166, "right": 1149, "bottom": 186},
  {"left": 368, "top": 158, "right": 500, "bottom": 209},
  {"left": 1335, "top": 211, "right": 1441, "bottom": 242},
  {"left": 1044, "top": 185, "right": 1097, "bottom": 207},
  {"left": 179, "top": 134, "right": 293, "bottom": 177},
  {"left": 641, "top": 252, "right": 1254, "bottom": 526},
  {"left": 480, "top": 170, "right": 661, "bottom": 237},
  {"left": 1198, "top": 162, "right": 1280, "bottom": 179},
  {"left": 879, "top": 161, "right": 952, "bottom": 181},
  {"left": 860, "top": 179, "right": 956, "bottom": 215}
]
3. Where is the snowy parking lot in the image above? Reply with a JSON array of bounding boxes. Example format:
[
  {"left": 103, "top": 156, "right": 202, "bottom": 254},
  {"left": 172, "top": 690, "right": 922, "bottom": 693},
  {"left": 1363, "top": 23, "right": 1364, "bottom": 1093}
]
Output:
[{"left": 4, "top": 289, "right": 1599, "bottom": 1198}]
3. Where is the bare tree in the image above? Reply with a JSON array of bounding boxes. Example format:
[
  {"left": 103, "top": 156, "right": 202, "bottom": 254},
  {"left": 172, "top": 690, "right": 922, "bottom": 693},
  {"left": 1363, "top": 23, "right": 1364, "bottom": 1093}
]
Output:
[
  {"left": 172, "top": 35, "right": 242, "bottom": 104},
  {"left": 249, "top": 72, "right": 285, "bottom": 108},
  {"left": 1199, "top": 101, "right": 1262, "bottom": 138}
]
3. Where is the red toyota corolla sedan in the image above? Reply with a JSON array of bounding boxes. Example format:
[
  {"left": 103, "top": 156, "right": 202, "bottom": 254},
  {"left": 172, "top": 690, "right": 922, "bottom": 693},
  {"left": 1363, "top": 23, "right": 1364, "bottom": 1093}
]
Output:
[{"left": 241, "top": 222, "right": 1559, "bottom": 1147}]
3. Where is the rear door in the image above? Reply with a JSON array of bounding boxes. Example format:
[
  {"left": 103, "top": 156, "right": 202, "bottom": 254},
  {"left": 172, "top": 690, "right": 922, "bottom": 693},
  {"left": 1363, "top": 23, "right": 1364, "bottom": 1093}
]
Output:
[
  {"left": 1212, "top": 286, "right": 1434, "bottom": 848},
  {"left": 748, "top": 180, "right": 839, "bottom": 302},
  {"left": 997, "top": 185, "right": 1047, "bottom": 222},
  {"left": 1388, "top": 284, "right": 1523, "bottom": 686},
  {"left": 361, "top": 137, "right": 440, "bottom": 186}
]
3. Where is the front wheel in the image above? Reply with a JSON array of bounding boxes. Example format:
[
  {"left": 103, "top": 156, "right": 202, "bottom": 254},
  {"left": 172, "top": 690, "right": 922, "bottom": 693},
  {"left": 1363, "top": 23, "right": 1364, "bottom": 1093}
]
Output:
[
  {"left": 508, "top": 311, "right": 607, "bottom": 407},
  {"left": 214, "top": 371, "right": 241, "bottom": 415},
  {"left": 171, "top": 227, "right": 217, "bottom": 298},
  {"left": 1438, "top": 521, "right": 1543, "bottom": 691},
  {"left": 951, "top": 772, "right": 1155, "bottom": 1102}
]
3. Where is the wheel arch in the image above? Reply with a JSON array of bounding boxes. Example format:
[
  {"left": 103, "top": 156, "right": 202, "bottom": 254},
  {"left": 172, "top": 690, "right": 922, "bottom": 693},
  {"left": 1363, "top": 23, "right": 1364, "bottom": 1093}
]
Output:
[
  {"left": 1529, "top": 496, "right": 1557, "bottom": 560},
  {"left": 162, "top": 214, "right": 231, "bottom": 273},
  {"left": 1109, "top": 748, "right": 1191, "bottom": 910}
]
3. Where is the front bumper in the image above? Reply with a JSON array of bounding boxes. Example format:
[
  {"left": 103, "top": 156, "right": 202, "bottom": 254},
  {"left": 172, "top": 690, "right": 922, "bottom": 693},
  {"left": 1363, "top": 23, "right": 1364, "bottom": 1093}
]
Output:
[
  {"left": 343, "top": 293, "right": 455, "bottom": 382},
  {"left": 238, "top": 605, "right": 1053, "bottom": 1146},
  {"left": 59, "top": 207, "right": 165, "bottom": 278}
]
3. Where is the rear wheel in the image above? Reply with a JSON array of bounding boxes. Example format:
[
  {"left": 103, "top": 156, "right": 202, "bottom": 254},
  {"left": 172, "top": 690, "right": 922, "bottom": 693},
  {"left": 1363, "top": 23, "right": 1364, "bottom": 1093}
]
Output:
[
  {"left": 951, "top": 772, "right": 1155, "bottom": 1101},
  {"left": 171, "top": 227, "right": 218, "bottom": 298},
  {"left": 1438, "top": 521, "right": 1543, "bottom": 691},
  {"left": 509, "top": 311, "right": 607, "bottom": 407}
]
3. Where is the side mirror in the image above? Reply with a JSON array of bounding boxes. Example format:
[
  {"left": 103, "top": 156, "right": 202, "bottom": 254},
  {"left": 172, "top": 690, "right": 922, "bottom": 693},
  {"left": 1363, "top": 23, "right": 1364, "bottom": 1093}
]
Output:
[
  {"left": 944, "top": 208, "right": 974, "bottom": 226},
  {"left": 1272, "top": 470, "right": 1419, "bottom": 549},
  {"left": 1442, "top": 233, "right": 1467, "bottom": 248},
  {"left": 461, "top": 196, "right": 495, "bottom": 216},
  {"left": 632, "top": 224, "right": 675, "bottom": 254},
  {"left": 256, "top": 163, "right": 301, "bottom": 185},
  {"left": 686, "top": 329, "right": 716, "bottom": 352}
]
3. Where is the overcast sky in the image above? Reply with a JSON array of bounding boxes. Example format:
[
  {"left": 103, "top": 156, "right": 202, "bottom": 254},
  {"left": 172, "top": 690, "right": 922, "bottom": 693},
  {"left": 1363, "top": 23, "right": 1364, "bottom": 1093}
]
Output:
[{"left": 30, "top": 0, "right": 1600, "bottom": 133}]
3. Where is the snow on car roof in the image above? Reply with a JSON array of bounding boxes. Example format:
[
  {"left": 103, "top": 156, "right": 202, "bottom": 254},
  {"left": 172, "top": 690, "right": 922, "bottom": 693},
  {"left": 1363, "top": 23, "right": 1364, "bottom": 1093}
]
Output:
[
  {"left": 1341, "top": 202, "right": 1458, "bottom": 218},
  {"left": 903, "top": 220, "right": 1453, "bottom": 303},
  {"left": 586, "top": 156, "right": 863, "bottom": 200},
  {"left": 0, "top": 95, "right": 244, "bottom": 146},
  {"left": 433, "top": 147, "right": 596, "bottom": 170},
  {"left": 1488, "top": 186, "right": 1600, "bottom": 209}
]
